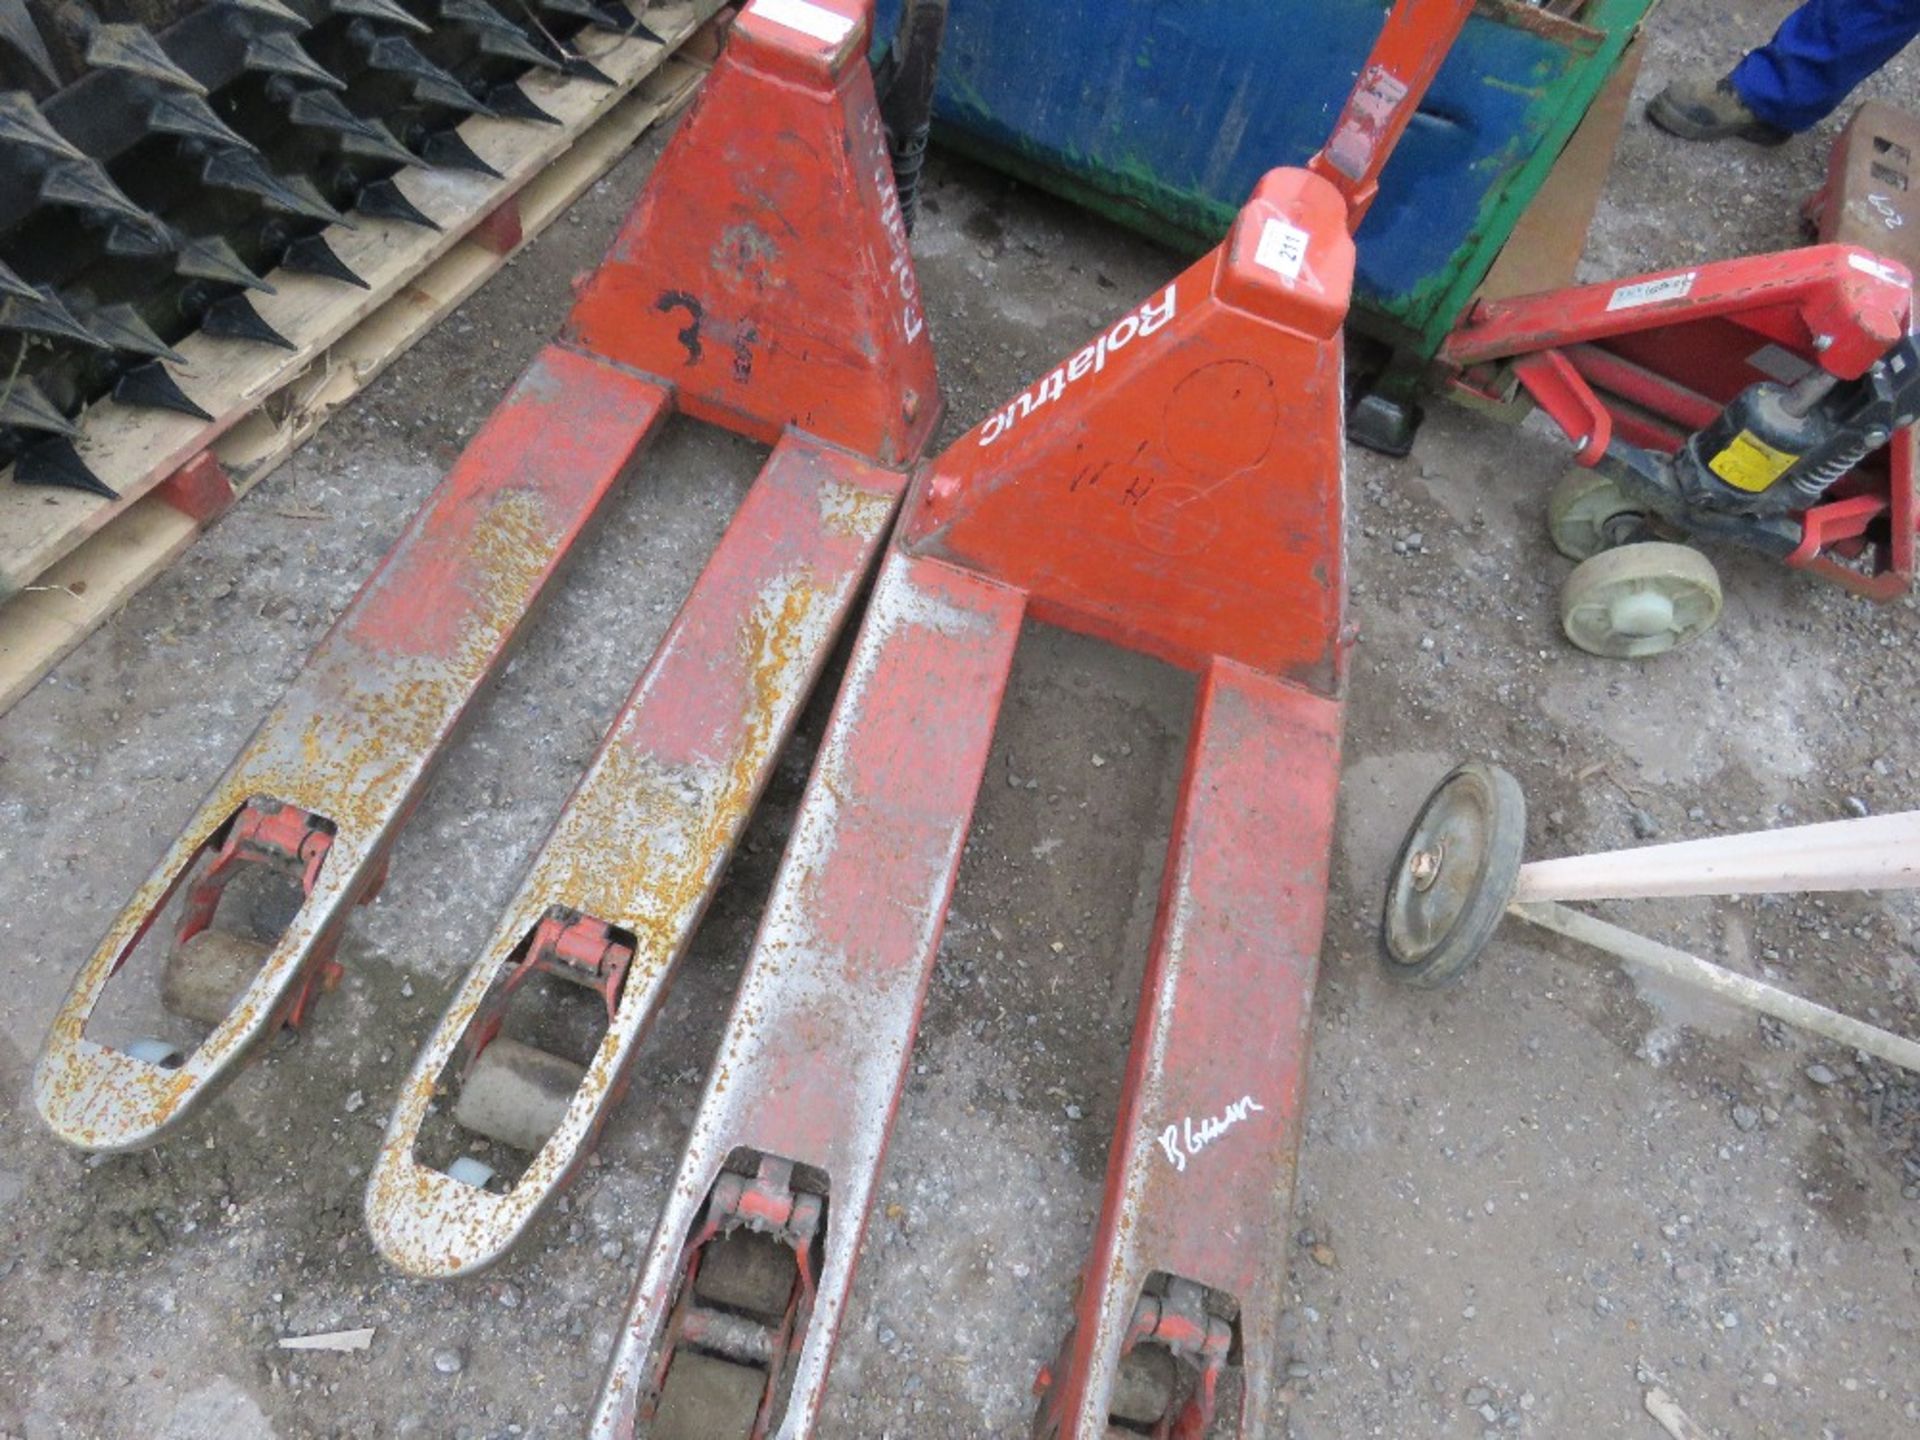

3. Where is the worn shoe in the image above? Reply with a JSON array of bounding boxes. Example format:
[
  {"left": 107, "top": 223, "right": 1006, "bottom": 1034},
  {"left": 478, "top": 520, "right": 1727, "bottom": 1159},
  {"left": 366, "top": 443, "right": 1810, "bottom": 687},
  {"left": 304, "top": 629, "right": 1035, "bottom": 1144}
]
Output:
[{"left": 1647, "top": 73, "right": 1791, "bottom": 146}]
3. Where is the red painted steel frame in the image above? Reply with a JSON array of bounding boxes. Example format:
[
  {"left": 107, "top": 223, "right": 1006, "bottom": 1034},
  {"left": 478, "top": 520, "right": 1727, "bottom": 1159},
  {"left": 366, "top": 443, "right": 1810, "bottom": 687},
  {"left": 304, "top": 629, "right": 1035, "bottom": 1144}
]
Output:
[
  {"left": 367, "top": 436, "right": 907, "bottom": 1279},
  {"left": 1444, "top": 246, "right": 1912, "bottom": 380},
  {"left": 568, "top": 0, "right": 939, "bottom": 464},
  {"left": 1442, "top": 245, "right": 1918, "bottom": 598},
  {"left": 592, "top": 550, "right": 1027, "bottom": 1440},
  {"left": 36, "top": 350, "right": 667, "bottom": 1151},
  {"left": 593, "top": 165, "right": 1356, "bottom": 1439},
  {"left": 364, "top": 0, "right": 943, "bottom": 1276},
  {"left": 907, "top": 169, "right": 1354, "bottom": 690}
]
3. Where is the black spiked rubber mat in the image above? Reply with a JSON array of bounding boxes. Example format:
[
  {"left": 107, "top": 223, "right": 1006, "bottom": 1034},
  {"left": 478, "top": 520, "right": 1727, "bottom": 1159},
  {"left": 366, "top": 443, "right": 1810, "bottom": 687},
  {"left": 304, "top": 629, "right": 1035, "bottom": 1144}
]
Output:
[
  {"left": 0, "top": 0, "right": 718, "bottom": 715},
  {"left": 0, "top": 0, "right": 689, "bottom": 497}
]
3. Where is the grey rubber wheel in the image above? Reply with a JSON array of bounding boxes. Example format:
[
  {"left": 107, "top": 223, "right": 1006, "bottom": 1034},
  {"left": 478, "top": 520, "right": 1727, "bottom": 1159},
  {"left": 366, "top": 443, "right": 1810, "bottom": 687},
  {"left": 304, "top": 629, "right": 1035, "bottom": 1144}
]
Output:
[
  {"left": 1547, "top": 468, "right": 1648, "bottom": 561},
  {"left": 163, "top": 930, "right": 271, "bottom": 1026},
  {"left": 1110, "top": 1346, "right": 1177, "bottom": 1427},
  {"left": 1381, "top": 763, "right": 1526, "bottom": 988},
  {"left": 649, "top": 1350, "right": 766, "bottom": 1440},
  {"left": 693, "top": 1230, "right": 795, "bottom": 1313},
  {"left": 452, "top": 1037, "right": 586, "bottom": 1153},
  {"left": 1560, "top": 541, "right": 1722, "bottom": 659}
]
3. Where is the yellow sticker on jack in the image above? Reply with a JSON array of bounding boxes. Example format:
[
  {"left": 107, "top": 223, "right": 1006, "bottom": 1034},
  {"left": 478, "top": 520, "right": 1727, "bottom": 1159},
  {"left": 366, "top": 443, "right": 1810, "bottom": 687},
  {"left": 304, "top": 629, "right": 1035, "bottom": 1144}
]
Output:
[{"left": 1707, "top": 430, "right": 1800, "bottom": 493}]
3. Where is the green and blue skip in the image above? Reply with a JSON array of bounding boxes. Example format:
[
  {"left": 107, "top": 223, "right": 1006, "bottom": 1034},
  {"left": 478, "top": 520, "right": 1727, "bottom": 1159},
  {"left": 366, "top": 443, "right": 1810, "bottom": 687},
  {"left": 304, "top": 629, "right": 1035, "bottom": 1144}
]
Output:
[{"left": 875, "top": 0, "right": 1652, "bottom": 361}]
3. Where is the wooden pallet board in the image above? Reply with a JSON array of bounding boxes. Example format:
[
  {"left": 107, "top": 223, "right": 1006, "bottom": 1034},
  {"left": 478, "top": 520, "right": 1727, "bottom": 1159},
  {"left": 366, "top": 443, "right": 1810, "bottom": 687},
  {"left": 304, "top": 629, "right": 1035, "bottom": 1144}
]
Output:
[{"left": 0, "top": 18, "right": 720, "bottom": 716}]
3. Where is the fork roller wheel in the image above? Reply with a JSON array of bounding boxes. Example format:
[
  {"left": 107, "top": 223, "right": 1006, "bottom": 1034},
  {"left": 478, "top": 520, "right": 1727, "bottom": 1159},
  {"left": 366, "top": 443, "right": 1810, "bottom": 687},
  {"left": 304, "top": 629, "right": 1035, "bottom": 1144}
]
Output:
[
  {"left": 453, "top": 1037, "right": 585, "bottom": 1153},
  {"left": 162, "top": 930, "right": 272, "bottom": 1026},
  {"left": 650, "top": 1351, "right": 766, "bottom": 1440},
  {"left": 694, "top": 1229, "right": 795, "bottom": 1314},
  {"left": 1110, "top": 1346, "right": 1177, "bottom": 1426}
]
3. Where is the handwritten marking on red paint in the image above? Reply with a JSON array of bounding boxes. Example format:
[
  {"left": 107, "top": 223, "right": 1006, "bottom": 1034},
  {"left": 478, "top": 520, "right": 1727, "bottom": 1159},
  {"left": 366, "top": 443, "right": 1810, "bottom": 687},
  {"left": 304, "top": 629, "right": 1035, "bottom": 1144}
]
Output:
[{"left": 1157, "top": 1095, "right": 1265, "bottom": 1173}]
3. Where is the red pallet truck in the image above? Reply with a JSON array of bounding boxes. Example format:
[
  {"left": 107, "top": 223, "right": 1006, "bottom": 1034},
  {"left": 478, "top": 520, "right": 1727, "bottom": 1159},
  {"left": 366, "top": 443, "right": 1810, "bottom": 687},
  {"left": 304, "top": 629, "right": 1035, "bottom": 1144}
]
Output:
[
  {"left": 35, "top": 0, "right": 940, "bottom": 1157},
  {"left": 1442, "top": 243, "right": 1920, "bottom": 659},
  {"left": 587, "top": 3, "right": 1477, "bottom": 1436},
  {"left": 364, "top": 0, "right": 944, "bottom": 1279}
]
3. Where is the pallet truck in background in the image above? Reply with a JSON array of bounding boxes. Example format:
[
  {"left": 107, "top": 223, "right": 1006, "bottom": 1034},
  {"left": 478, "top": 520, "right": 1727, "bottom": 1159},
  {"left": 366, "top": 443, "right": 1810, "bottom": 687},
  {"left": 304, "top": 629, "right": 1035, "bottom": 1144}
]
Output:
[
  {"left": 1441, "top": 246, "right": 1919, "bottom": 658},
  {"left": 589, "top": 3, "right": 1477, "bottom": 1436},
  {"left": 1427, "top": 96, "right": 1920, "bottom": 661},
  {"left": 1805, "top": 101, "right": 1920, "bottom": 276},
  {"left": 34, "top": 0, "right": 940, "bottom": 1156}
]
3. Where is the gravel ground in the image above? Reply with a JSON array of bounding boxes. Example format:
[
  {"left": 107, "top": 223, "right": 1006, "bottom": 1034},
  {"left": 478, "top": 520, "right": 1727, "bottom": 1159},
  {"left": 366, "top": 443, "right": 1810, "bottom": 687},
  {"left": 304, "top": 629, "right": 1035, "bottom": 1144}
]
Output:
[{"left": 4, "top": 2, "right": 1920, "bottom": 1437}]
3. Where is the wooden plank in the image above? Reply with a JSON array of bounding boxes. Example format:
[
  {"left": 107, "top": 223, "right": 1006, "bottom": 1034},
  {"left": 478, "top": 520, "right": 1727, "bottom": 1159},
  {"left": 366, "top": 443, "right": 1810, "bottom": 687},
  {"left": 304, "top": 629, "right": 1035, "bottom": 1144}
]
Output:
[
  {"left": 0, "top": 0, "right": 725, "bottom": 601},
  {"left": 0, "top": 55, "right": 706, "bottom": 716},
  {"left": 1473, "top": 37, "right": 1644, "bottom": 304},
  {"left": 0, "top": 501, "right": 199, "bottom": 703}
]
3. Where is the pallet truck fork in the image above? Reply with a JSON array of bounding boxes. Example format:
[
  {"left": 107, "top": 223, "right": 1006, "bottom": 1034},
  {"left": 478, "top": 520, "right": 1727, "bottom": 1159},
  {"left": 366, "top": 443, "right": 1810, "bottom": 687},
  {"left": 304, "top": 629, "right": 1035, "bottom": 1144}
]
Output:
[
  {"left": 591, "top": 4, "right": 1475, "bottom": 1434},
  {"left": 36, "top": 0, "right": 938, "bottom": 1156}
]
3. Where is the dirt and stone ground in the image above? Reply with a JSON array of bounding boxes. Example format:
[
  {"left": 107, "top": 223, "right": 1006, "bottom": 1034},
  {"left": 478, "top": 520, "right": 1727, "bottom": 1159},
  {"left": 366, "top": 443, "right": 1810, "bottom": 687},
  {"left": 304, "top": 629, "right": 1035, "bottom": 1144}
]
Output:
[{"left": 4, "top": 1, "right": 1920, "bottom": 1435}]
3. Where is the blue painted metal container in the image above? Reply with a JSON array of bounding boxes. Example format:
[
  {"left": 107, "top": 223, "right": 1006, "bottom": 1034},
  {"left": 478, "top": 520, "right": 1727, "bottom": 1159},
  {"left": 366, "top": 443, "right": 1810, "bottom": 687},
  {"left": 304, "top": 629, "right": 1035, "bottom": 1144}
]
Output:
[{"left": 877, "top": 0, "right": 1650, "bottom": 356}]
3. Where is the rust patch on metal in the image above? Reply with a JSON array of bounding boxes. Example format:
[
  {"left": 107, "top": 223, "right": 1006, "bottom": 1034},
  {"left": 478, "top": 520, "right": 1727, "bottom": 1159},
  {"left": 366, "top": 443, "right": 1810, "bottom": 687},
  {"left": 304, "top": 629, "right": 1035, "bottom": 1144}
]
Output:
[
  {"left": 538, "top": 572, "right": 822, "bottom": 926},
  {"left": 37, "top": 341, "right": 668, "bottom": 1154},
  {"left": 367, "top": 561, "right": 860, "bottom": 1276},
  {"left": 370, "top": 448, "right": 903, "bottom": 1276},
  {"left": 38, "top": 493, "right": 556, "bottom": 1146},
  {"left": 815, "top": 475, "right": 897, "bottom": 540}
]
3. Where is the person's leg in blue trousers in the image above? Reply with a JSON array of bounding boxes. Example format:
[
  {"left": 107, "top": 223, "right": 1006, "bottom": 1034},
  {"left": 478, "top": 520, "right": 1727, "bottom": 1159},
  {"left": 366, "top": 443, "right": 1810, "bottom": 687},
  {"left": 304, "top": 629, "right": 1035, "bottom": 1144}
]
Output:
[{"left": 1733, "top": 0, "right": 1920, "bottom": 133}]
